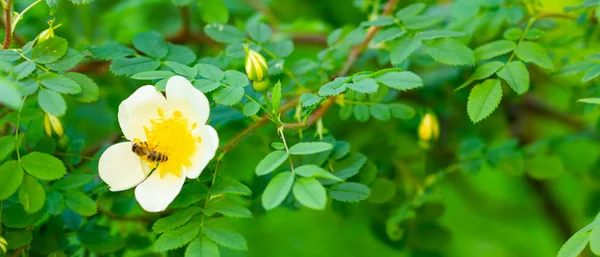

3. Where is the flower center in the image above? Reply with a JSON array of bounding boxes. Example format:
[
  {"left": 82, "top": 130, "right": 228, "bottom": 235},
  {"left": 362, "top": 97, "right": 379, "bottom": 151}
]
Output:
[{"left": 141, "top": 108, "right": 199, "bottom": 177}]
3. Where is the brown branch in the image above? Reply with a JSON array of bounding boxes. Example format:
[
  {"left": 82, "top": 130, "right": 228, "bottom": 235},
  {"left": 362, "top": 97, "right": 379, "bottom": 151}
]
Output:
[
  {"left": 2, "top": 0, "right": 12, "bottom": 49},
  {"left": 282, "top": 97, "right": 335, "bottom": 129},
  {"left": 9, "top": 246, "right": 25, "bottom": 257},
  {"left": 337, "top": 0, "right": 398, "bottom": 77}
]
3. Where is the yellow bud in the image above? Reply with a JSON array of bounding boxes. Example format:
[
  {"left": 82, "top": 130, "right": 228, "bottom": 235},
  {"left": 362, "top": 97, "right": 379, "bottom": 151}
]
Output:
[
  {"left": 335, "top": 94, "right": 346, "bottom": 107},
  {"left": 44, "top": 112, "right": 64, "bottom": 137},
  {"left": 252, "top": 79, "right": 271, "bottom": 92},
  {"left": 418, "top": 112, "right": 439, "bottom": 142},
  {"left": 37, "top": 27, "right": 55, "bottom": 42},
  {"left": 244, "top": 45, "right": 268, "bottom": 82},
  {"left": 0, "top": 236, "right": 7, "bottom": 256}
]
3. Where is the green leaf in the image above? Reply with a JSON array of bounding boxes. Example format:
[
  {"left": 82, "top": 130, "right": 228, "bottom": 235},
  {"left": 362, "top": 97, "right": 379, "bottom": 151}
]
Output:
[
  {"left": 318, "top": 77, "right": 349, "bottom": 96},
  {"left": 32, "top": 37, "right": 68, "bottom": 64},
  {"left": 526, "top": 154, "right": 564, "bottom": 180},
  {"left": 48, "top": 48, "right": 83, "bottom": 71},
  {"left": 165, "top": 43, "right": 197, "bottom": 65},
  {"left": 20, "top": 152, "right": 66, "bottom": 180},
  {"left": 242, "top": 102, "right": 261, "bottom": 116},
  {"left": 64, "top": 190, "right": 97, "bottom": 216},
  {"left": 425, "top": 38, "right": 475, "bottom": 66},
  {"left": 564, "top": 0, "right": 600, "bottom": 11},
  {"left": 204, "top": 24, "right": 245, "bottom": 43},
  {"left": 474, "top": 40, "right": 516, "bottom": 61},
  {"left": 503, "top": 27, "right": 523, "bottom": 41},
  {"left": 225, "top": 71, "right": 249, "bottom": 87},
  {"left": 557, "top": 231, "right": 590, "bottom": 257},
  {"left": 374, "top": 71, "right": 423, "bottom": 90},
  {"left": 212, "top": 87, "right": 244, "bottom": 106},
  {"left": 262, "top": 171, "right": 294, "bottom": 210},
  {"left": 18, "top": 175, "right": 46, "bottom": 213},
  {"left": 193, "top": 79, "right": 221, "bottom": 93},
  {"left": 300, "top": 93, "right": 322, "bottom": 107},
  {"left": 456, "top": 61, "right": 504, "bottom": 91},
  {"left": 153, "top": 207, "right": 203, "bottom": 234},
  {"left": 211, "top": 177, "right": 252, "bottom": 196},
  {"left": 367, "top": 178, "right": 396, "bottom": 203},
  {"left": 60, "top": 73, "right": 98, "bottom": 103},
  {"left": 1, "top": 204, "right": 43, "bottom": 228},
  {"left": 133, "top": 31, "right": 168, "bottom": 59},
  {"left": 110, "top": 57, "right": 160, "bottom": 76},
  {"left": 185, "top": 239, "right": 220, "bottom": 257},
  {"left": 131, "top": 70, "right": 175, "bottom": 80},
  {"left": 198, "top": 0, "right": 229, "bottom": 24},
  {"left": 0, "top": 160, "right": 24, "bottom": 200},
  {"left": 196, "top": 64, "right": 225, "bottom": 81},
  {"left": 0, "top": 135, "right": 15, "bottom": 161},
  {"left": 4, "top": 230, "right": 32, "bottom": 250},
  {"left": 45, "top": 191, "right": 64, "bottom": 215},
  {"left": 171, "top": 183, "right": 209, "bottom": 208},
  {"left": 370, "top": 104, "right": 391, "bottom": 121},
  {"left": 38, "top": 89, "right": 66, "bottom": 116},
  {"left": 395, "top": 3, "right": 426, "bottom": 20},
  {"left": 14, "top": 61, "right": 36, "bottom": 80},
  {"left": 496, "top": 61, "right": 529, "bottom": 95},
  {"left": 372, "top": 27, "right": 406, "bottom": 44},
  {"left": 39, "top": 73, "right": 81, "bottom": 94},
  {"left": 295, "top": 165, "right": 342, "bottom": 181},
  {"left": 578, "top": 98, "right": 600, "bottom": 104},
  {"left": 416, "top": 30, "right": 465, "bottom": 40},
  {"left": 0, "top": 50, "right": 21, "bottom": 61},
  {"left": 204, "top": 199, "right": 252, "bottom": 218},
  {"left": 288, "top": 142, "right": 333, "bottom": 155},
  {"left": 329, "top": 182, "right": 371, "bottom": 203},
  {"left": 246, "top": 21, "right": 272, "bottom": 43},
  {"left": 155, "top": 222, "right": 202, "bottom": 252},
  {"left": 271, "top": 80, "right": 282, "bottom": 112},
  {"left": 354, "top": 105, "right": 369, "bottom": 122},
  {"left": 88, "top": 42, "right": 136, "bottom": 60},
  {"left": 256, "top": 150, "right": 289, "bottom": 176},
  {"left": 590, "top": 225, "right": 600, "bottom": 255},
  {"left": 390, "top": 37, "right": 422, "bottom": 65},
  {"left": 514, "top": 41, "right": 554, "bottom": 69},
  {"left": 264, "top": 40, "right": 294, "bottom": 58},
  {"left": 348, "top": 78, "right": 379, "bottom": 94},
  {"left": 467, "top": 79, "right": 503, "bottom": 123},
  {"left": 166, "top": 61, "right": 197, "bottom": 78},
  {"left": 203, "top": 218, "right": 247, "bottom": 250},
  {"left": 403, "top": 15, "right": 445, "bottom": 30},
  {"left": 293, "top": 178, "right": 327, "bottom": 210},
  {"left": 0, "top": 78, "right": 23, "bottom": 110},
  {"left": 583, "top": 65, "right": 600, "bottom": 82}
]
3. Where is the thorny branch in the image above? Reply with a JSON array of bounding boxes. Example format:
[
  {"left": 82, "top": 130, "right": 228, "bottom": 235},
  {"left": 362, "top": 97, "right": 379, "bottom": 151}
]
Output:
[{"left": 2, "top": 0, "right": 12, "bottom": 49}]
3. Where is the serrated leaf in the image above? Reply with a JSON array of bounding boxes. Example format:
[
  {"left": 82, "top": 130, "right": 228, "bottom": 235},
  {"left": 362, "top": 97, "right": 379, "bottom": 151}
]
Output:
[
  {"left": 166, "top": 61, "right": 197, "bottom": 78},
  {"left": 110, "top": 57, "right": 160, "bottom": 76},
  {"left": 211, "top": 177, "right": 251, "bottom": 196},
  {"left": 456, "top": 61, "right": 504, "bottom": 91},
  {"left": 474, "top": 40, "right": 516, "bottom": 61},
  {"left": 4, "top": 230, "right": 32, "bottom": 250},
  {"left": 272, "top": 80, "right": 282, "bottom": 112},
  {"left": 39, "top": 73, "right": 81, "bottom": 94},
  {"left": 204, "top": 199, "right": 252, "bottom": 218},
  {"left": 288, "top": 142, "right": 333, "bottom": 155},
  {"left": 0, "top": 160, "right": 24, "bottom": 200},
  {"left": 165, "top": 43, "right": 197, "bottom": 65},
  {"left": 246, "top": 21, "right": 272, "bottom": 43},
  {"left": 171, "top": 183, "right": 209, "bottom": 208},
  {"left": 2, "top": 204, "right": 43, "bottom": 228},
  {"left": 390, "top": 37, "right": 422, "bottom": 65},
  {"left": 256, "top": 150, "right": 289, "bottom": 176},
  {"left": 496, "top": 61, "right": 529, "bottom": 95},
  {"left": 20, "top": 152, "right": 66, "bottom": 180},
  {"left": 18, "top": 175, "right": 45, "bottom": 213},
  {"left": 14, "top": 61, "right": 36, "bottom": 80},
  {"left": 300, "top": 93, "right": 322, "bottom": 107},
  {"left": 203, "top": 218, "right": 247, "bottom": 250},
  {"left": 242, "top": 102, "right": 260, "bottom": 116},
  {"left": 0, "top": 135, "right": 15, "bottom": 161},
  {"left": 374, "top": 71, "right": 423, "bottom": 90},
  {"left": 212, "top": 87, "right": 244, "bottom": 106},
  {"left": 262, "top": 171, "right": 294, "bottom": 210},
  {"left": 416, "top": 30, "right": 465, "bottom": 40},
  {"left": 63, "top": 72, "right": 100, "bottom": 103},
  {"left": 372, "top": 27, "right": 406, "bottom": 44},
  {"left": 185, "top": 239, "right": 220, "bottom": 257},
  {"left": 329, "top": 182, "right": 370, "bottom": 202},
  {"left": 155, "top": 222, "right": 202, "bottom": 252},
  {"left": 354, "top": 105, "right": 369, "bottom": 122},
  {"left": 45, "top": 191, "right": 64, "bottom": 215},
  {"left": 370, "top": 104, "right": 391, "bottom": 121},
  {"left": 295, "top": 165, "right": 342, "bottom": 181},
  {"left": 557, "top": 231, "right": 590, "bottom": 257},
  {"left": 318, "top": 77, "right": 348, "bottom": 96},
  {"left": 193, "top": 79, "right": 221, "bottom": 93},
  {"left": 48, "top": 48, "right": 83, "bottom": 71},
  {"left": 0, "top": 50, "right": 21, "bottom": 61},
  {"left": 64, "top": 190, "right": 97, "bottom": 216},
  {"left": 396, "top": 3, "right": 426, "bottom": 20},
  {"left": 264, "top": 40, "right": 294, "bottom": 58},
  {"left": 348, "top": 78, "right": 378, "bottom": 94},
  {"left": 293, "top": 178, "right": 326, "bottom": 210},
  {"left": 0, "top": 78, "right": 23, "bottom": 110},
  {"left": 514, "top": 41, "right": 554, "bottom": 69},
  {"left": 467, "top": 79, "right": 502, "bottom": 123},
  {"left": 131, "top": 70, "right": 175, "bottom": 80},
  {"left": 555, "top": 61, "right": 595, "bottom": 76},
  {"left": 38, "top": 89, "right": 66, "bottom": 116},
  {"left": 583, "top": 65, "right": 600, "bottom": 82},
  {"left": 224, "top": 71, "right": 248, "bottom": 88},
  {"left": 32, "top": 37, "right": 68, "bottom": 64},
  {"left": 403, "top": 15, "right": 445, "bottom": 30},
  {"left": 204, "top": 24, "right": 245, "bottom": 43},
  {"left": 133, "top": 31, "right": 168, "bottom": 59},
  {"left": 196, "top": 64, "right": 225, "bottom": 81},
  {"left": 153, "top": 207, "right": 203, "bottom": 234},
  {"left": 426, "top": 38, "right": 475, "bottom": 66},
  {"left": 88, "top": 42, "right": 136, "bottom": 60}
]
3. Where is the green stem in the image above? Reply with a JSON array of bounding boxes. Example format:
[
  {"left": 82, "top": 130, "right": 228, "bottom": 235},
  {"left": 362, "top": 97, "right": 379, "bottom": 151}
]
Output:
[
  {"left": 11, "top": 49, "right": 50, "bottom": 72},
  {"left": 277, "top": 127, "right": 295, "bottom": 173},
  {"left": 200, "top": 151, "right": 226, "bottom": 227},
  {"left": 507, "top": 17, "right": 536, "bottom": 63},
  {"left": 14, "top": 96, "right": 26, "bottom": 162},
  {"left": 11, "top": 0, "right": 42, "bottom": 33}
]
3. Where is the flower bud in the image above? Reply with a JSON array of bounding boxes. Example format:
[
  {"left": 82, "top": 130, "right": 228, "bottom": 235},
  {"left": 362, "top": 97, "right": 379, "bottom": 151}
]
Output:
[
  {"left": 37, "top": 20, "right": 62, "bottom": 43},
  {"left": 418, "top": 112, "right": 439, "bottom": 142},
  {"left": 252, "top": 79, "right": 271, "bottom": 92},
  {"left": 44, "top": 112, "right": 64, "bottom": 137},
  {"left": 0, "top": 236, "right": 7, "bottom": 256},
  {"left": 244, "top": 45, "right": 268, "bottom": 82}
]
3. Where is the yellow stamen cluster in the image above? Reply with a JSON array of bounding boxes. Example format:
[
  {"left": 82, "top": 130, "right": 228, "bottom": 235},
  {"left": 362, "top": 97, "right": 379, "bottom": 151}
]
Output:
[{"left": 142, "top": 108, "right": 200, "bottom": 177}]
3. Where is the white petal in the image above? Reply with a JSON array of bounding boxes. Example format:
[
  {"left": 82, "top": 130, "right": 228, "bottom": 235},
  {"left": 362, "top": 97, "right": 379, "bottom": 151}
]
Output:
[
  {"left": 118, "top": 85, "right": 167, "bottom": 141},
  {"left": 134, "top": 169, "right": 186, "bottom": 212},
  {"left": 98, "top": 142, "right": 149, "bottom": 191},
  {"left": 186, "top": 125, "right": 219, "bottom": 179},
  {"left": 165, "top": 76, "right": 210, "bottom": 126}
]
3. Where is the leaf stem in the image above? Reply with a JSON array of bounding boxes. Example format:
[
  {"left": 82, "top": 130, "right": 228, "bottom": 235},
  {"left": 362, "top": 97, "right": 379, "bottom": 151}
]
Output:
[
  {"left": 277, "top": 127, "right": 295, "bottom": 173},
  {"left": 14, "top": 96, "right": 26, "bottom": 162},
  {"left": 11, "top": 0, "right": 42, "bottom": 33},
  {"left": 507, "top": 17, "right": 536, "bottom": 63}
]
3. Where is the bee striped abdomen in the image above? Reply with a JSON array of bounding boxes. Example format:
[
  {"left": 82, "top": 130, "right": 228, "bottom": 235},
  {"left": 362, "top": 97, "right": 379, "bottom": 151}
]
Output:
[
  {"left": 132, "top": 140, "right": 168, "bottom": 163},
  {"left": 147, "top": 151, "right": 168, "bottom": 162}
]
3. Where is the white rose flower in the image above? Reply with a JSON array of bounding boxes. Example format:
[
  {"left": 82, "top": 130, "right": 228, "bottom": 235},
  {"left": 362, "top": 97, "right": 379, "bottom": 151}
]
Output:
[{"left": 98, "top": 76, "right": 219, "bottom": 212}]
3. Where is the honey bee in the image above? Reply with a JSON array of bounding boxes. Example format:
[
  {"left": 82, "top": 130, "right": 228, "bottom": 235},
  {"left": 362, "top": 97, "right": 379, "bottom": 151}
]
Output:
[{"left": 132, "top": 139, "right": 168, "bottom": 163}]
